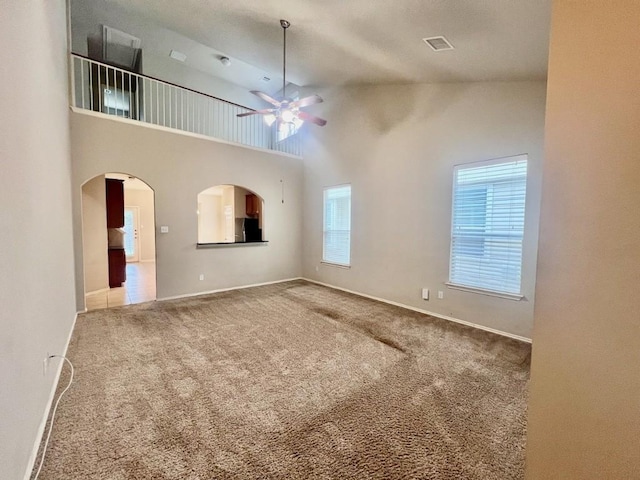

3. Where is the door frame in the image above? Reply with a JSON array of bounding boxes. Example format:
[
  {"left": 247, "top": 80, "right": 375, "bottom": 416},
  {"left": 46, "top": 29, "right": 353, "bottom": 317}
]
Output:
[{"left": 124, "top": 205, "right": 140, "bottom": 262}]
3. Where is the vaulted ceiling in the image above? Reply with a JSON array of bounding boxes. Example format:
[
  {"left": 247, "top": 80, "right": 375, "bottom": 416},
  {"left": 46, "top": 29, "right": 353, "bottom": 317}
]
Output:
[{"left": 74, "top": 0, "right": 552, "bottom": 90}]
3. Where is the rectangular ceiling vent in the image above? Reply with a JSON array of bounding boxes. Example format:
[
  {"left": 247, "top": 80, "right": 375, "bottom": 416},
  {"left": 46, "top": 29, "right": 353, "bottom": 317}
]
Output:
[
  {"left": 422, "top": 36, "right": 455, "bottom": 51},
  {"left": 169, "top": 50, "right": 187, "bottom": 62},
  {"left": 103, "top": 26, "right": 142, "bottom": 69}
]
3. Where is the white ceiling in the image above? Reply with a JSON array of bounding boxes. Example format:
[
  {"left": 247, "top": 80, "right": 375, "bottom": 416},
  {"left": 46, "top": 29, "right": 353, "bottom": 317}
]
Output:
[{"left": 73, "top": 0, "right": 551, "bottom": 91}]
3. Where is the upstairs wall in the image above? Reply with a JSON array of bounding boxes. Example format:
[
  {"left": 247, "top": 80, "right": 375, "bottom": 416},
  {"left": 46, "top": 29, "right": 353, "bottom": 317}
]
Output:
[{"left": 69, "top": 0, "right": 270, "bottom": 110}]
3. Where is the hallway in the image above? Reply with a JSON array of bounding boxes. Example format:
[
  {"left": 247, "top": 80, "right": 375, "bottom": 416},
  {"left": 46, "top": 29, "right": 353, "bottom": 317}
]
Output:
[{"left": 85, "top": 262, "right": 156, "bottom": 310}]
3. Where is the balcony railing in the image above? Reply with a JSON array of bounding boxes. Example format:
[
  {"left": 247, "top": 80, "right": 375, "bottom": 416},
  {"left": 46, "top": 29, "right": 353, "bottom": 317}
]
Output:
[{"left": 70, "top": 54, "right": 302, "bottom": 157}]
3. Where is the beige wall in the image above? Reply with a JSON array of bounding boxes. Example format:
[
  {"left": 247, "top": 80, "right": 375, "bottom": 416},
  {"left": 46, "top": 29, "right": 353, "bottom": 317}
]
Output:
[
  {"left": 526, "top": 1, "right": 640, "bottom": 478},
  {"left": 0, "top": 1, "right": 77, "bottom": 478},
  {"left": 197, "top": 192, "right": 223, "bottom": 243},
  {"left": 71, "top": 113, "right": 303, "bottom": 309},
  {"left": 82, "top": 175, "right": 109, "bottom": 291},
  {"left": 234, "top": 186, "right": 248, "bottom": 219},
  {"left": 124, "top": 187, "right": 156, "bottom": 262},
  {"left": 221, "top": 185, "right": 235, "bottom": 242},
  {"left": 302, "top": 81, "right": 546, "bottom": 339}
]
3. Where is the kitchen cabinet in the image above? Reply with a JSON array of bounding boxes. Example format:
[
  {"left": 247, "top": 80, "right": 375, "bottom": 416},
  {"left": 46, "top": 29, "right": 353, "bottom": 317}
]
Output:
[
  {"left": 106, "top": 178, "right": 126, "bottom": 287},
  {"left": 246, "top": 194, "right": 260, "bottom": 217},
  {"left": 106, "top": 179, "right": 125, "bottom": 228},
  {"left": 108, "top": 248, "right": 126, "bottom": 287}
]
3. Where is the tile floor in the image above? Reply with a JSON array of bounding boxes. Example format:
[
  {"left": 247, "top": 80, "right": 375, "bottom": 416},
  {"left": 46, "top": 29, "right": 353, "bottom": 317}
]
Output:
[{"left": 85, "top": 262, "right": 156, "bottom": 311}]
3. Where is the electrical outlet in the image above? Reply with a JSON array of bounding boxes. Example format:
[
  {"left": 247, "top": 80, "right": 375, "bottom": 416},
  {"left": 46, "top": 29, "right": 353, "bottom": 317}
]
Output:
[
  {"left": 437, "top": 291, "right": 444, "bottom": 299},
  {"left": 199, "top": 274, "right": 204, "bottom": 281},
  {"left": 421, "top": 288, "right": 429, "bottom": 300}
]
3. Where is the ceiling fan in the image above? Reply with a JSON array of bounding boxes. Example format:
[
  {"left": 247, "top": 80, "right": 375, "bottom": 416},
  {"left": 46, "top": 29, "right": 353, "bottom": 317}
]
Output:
[{"left": 237, "top": 19, "right": 327, "bottom": 128}]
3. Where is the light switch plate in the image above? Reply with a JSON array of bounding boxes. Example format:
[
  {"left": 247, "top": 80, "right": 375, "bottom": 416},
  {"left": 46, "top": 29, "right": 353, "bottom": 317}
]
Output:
[{"left": 160, "top": 226, "right": 169, "bottom": 233}]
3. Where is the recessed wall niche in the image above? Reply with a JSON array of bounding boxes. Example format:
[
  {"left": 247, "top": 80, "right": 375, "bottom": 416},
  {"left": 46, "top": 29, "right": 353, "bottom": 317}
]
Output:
[{"left": 197, "top": 185, "right": 264, "bottom": 245}]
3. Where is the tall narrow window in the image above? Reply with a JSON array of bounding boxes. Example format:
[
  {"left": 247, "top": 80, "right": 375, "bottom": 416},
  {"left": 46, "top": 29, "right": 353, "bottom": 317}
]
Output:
[
  {"left": 448, "top": 155, "right": 528, "bottom": 296},
  {"left": 323, "top": 185, "right": 351, "bottom": 266}
]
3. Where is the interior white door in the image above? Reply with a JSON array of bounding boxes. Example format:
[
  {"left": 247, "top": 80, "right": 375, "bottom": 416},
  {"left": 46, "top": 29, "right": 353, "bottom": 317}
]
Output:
[{"left": 124, "top": 206, "right": 140, "bottom": 262}]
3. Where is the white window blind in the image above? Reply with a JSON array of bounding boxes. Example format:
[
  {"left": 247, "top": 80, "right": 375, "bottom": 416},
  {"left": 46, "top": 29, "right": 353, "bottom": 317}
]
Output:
[
  {"left": 449, "top": 155, "right": 528, "bottom": 296},
  {"left": 323, "top": 185, "right": 351, "bottom": 266}
]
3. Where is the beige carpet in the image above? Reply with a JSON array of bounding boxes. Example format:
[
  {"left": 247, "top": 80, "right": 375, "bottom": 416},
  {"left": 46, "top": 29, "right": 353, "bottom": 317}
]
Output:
[{"left": 34, "top": 280, "right": 530, "bottom": 479}]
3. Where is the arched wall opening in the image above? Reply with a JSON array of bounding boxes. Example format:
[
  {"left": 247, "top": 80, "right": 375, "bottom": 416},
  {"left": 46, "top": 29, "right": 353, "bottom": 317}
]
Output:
[
  {"left": 197, "top": 185, "right": 265, "bottom": 244},
  {"left": 80, "top": 172, "right": 157, "bottom": 309}
]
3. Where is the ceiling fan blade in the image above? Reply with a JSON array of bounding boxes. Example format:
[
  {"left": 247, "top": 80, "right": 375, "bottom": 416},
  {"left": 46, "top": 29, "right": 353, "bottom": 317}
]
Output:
[
  {"left": 250, "top": 91, "right": 281, "bottom": 107},
  {"left": 298, "top": 111, "right": 327, "bottom": 127},
  {"left": 290, "top": 94, "right": 323, "bottom": 109},
  {"left": 237, "top": 108, "right": 276, "bottom": 118}
]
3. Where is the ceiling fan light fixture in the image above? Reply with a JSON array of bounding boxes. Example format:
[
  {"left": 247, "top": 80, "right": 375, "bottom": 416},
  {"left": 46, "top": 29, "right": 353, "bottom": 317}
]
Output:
[
  {"left": 280, "top": 108, "right": 295, "bottom": 123},
  {"left": 238, "top": 19, "right": 326, "bottom": 128}
]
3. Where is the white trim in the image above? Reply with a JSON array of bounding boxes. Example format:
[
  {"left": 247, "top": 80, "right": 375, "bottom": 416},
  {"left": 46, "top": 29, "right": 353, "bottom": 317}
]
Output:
[
  {"left": 302, "top": 278, "right": 532, "bottom": 344},
  {"left": 23, "top": 312, "right": 79, "bottom": 480},
  {"left": 70, "top": 107, "right": 303, "bottom": 160},
  {"left": 453, "top": 153, "right": 529, "bottom": 169},
  {"left": 139, "top": 259, "right": 155, "bottom": 263},
  {"left": 445, "top": 282, "right": 524, "bottom": 301},
  {"left": 320, "top": 261, "right": 351, "bottom": 269},
  {"left": 157, "top": 277, "right": 302, "bottom": 302}
]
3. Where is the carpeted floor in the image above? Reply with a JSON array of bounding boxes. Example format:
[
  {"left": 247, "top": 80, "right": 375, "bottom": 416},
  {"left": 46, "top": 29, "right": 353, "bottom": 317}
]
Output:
[{"left": 34, "top": 280, "right": 531, "bottom": 479}]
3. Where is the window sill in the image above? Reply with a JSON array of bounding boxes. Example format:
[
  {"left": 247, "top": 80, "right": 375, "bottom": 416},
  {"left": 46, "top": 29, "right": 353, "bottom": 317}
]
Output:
[
  {"left": 321, "top": 261, "right": 351, "bottom": 269},
  {"left": 445, "top": 282, "right": 524, "bottom": 301},
  {"left": 197, "top": 241, "right": 268, "bottom": 249}
]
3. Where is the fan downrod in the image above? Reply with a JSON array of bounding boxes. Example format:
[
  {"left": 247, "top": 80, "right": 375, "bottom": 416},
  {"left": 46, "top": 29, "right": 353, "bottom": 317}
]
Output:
[{"left": 280, "top": 20, "right": 291, "bottom": 98}]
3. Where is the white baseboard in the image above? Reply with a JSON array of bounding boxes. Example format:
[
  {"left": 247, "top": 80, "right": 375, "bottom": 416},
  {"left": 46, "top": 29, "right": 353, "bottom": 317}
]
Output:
[
  {"left": 157, "top": 277, "right": 303, "bottom": 302},
  {"left": 23, "top": 312, "right": 79, "bottom": 480},
  {"left": 302, "top": 278, "right": 532, "bottom": 344}
]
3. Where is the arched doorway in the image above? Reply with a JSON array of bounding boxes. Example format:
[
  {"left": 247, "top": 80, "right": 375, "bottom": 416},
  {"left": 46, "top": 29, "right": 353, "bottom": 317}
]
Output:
[{"left": 81, "top": 173, "right": 156, "bottom": 310}]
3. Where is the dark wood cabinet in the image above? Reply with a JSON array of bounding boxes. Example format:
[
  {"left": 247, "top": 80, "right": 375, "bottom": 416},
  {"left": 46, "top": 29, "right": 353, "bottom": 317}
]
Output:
[
  {"left": 106, "top": 178, "right": 126, "bottom": 287},
  {"left": 105, "top": 178, "right": 125, "bottom": 228},
  {"left": 246, "top": 194, "right": 259, "bottom": 217},
  {"left": 108, "top": 248, "right": 126, "bottom": 287}
]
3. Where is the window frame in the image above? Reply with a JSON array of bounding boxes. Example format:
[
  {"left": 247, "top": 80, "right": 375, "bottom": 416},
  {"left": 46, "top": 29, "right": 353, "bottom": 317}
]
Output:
[
  {"left": 447, "top": 155, "right": 528, "bottom": 300},
  {"left": 322, "top": 184, "right": 352, "bottom": 268}
]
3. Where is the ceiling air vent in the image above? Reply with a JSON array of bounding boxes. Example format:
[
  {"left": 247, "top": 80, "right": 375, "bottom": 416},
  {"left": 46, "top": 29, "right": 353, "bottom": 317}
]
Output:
[
  {"left": 422, "top": 36, "right": 454, "bottom": 51},
  {"left": 169, "top": 50, "right": 187, "bottom": 62},
  {"left": 103, "top": 26, "right": 142, "bottom": 69}
]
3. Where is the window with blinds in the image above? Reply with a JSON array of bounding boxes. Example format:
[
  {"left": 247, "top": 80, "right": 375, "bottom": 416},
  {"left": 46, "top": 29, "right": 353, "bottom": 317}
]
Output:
[
  {"left": 323, "top": 185, "right": 351, "bottom": 266},
  {"left": 448, "top": 155, "right": 528, "bottom": 296}
]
